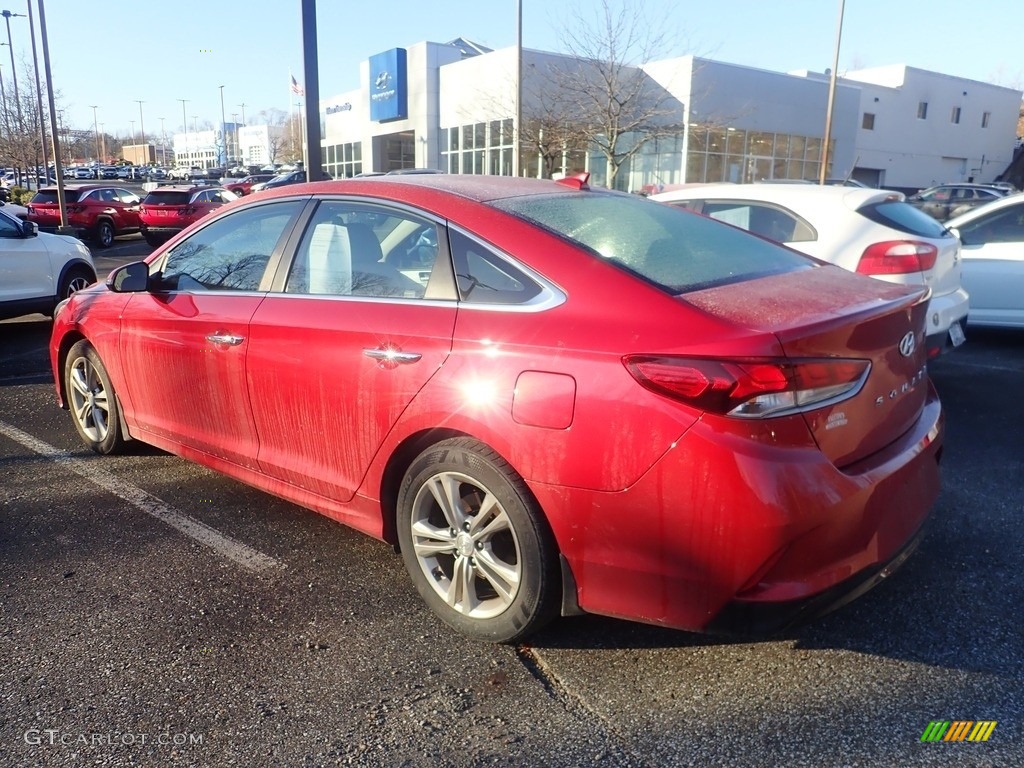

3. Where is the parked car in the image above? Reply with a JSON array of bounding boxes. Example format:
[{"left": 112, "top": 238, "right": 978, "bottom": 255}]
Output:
[
  {"left": 945, "top": 193, "right": 1024, "bottom": 328},
  {"left": 148, "top": 167, "right": 168, "bottom": 180},
  {"left": 249, "top": 170, "right": 308, "bottom": 193},
  {"left": 906, "top": 183, "right": 1007, "bottom": 222},
  {"left": 139, "top": 185, "right": 237, "bottom": 246},
  {"left": 27, "top": 184, "right": 142, "bottom": 248},
  {"left": 100, "top": 167, "right": 119, "bottom": 180},
  {"left": 0, "top": 207, "right": 95, "bottom": 321},
  {"left": 73, "top": 167, "right": 96, "bottom": 180},
  {"left": 168, "top": 166, "right": 205, "bottom": 181},
  {"left": 651, "top": 183, "right": 969, "bottom": 356},
  {"left": 50, "top": 174, "right": 943, "bottom": 643},
  {"left": 222, "top": 174, "right": 275, "bottom": 197},
  {"left": 0, "top": 199, "right": 29, "bottom": 220}
]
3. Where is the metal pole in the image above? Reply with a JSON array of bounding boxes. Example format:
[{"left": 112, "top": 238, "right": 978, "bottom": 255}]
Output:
[
  {"left": 159, "top": 116, "right": 165, "bottom": 165},
  {"left": 129, "top": 119, "right": 135, "bottom": 163},
  {"left": 218, "top": 84, "right": 226, "bottom": 168},
  {"left": 178, "top": 98, "right": 187, "bottom": 167},
  {"left": 26, "top": 0, "right": 48, "bottom": 185},
  {"left": 37, "top": 0, "right": 68, "bottom": 228},
  {"left": 89, "top": 104, "right": 99, "bottom": 164},
  {"left": 3, "top": 10, "right": 27, "bottom": 186},
  {"left": 300, "top": 0, "right": 320, "bottom": 178},
  {"left": 819, "top": 0, "right": 845, "bottom": 185},
  {"left": 135, "top": 99, "right": 144, "bottom": 165},
  {"left": 513, "top": 0, "right": 522, "bottom": 177}
]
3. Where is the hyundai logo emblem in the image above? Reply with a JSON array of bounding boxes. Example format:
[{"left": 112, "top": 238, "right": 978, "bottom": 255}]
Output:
[{"left": 898, "top": 331, "right": 916, "bottom": 357}]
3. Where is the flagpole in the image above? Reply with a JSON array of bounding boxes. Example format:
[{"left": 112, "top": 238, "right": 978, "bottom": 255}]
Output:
[{"left": 289, "top": 69, "right": 295, "bottom": 159}]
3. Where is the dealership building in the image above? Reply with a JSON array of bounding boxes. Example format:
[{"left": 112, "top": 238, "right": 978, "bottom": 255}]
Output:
[{"left": 317, "top": 37, "right": 1021, "bottom": 193}]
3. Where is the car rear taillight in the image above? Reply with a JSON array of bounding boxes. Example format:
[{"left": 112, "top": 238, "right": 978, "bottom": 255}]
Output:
[
  {"left": 856, "top": 241, "right": 938, "bottom": 275},
  {"left": 623, "top": 356, "right": 871, "bottom": 418},
  {"left": 179, "top": 206, "right": 195, "bottom": 216}
]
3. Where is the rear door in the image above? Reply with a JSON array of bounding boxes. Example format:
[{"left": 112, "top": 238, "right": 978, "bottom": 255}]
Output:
[
  {"left": 247, "top": 199, "right": 456, "bottom": 502},
  {"left": 955, "top": 200, "right": 1024, "bottom": 326},
  {"left": 0, "top": 211, "right": 53, "bottom": 302}
]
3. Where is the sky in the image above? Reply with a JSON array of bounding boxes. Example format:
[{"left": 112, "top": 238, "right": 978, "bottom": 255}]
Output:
[{"left": 17, "top": 0, "right": 1024, "bottom": 141}]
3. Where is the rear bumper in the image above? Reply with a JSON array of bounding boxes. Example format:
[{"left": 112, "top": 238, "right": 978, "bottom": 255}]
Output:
[
  {"left": 924, "top": 286, "right": 969, "bottom": 356},
  {"left": 533, "top": 381, "right": 944, "bottom": 634}
]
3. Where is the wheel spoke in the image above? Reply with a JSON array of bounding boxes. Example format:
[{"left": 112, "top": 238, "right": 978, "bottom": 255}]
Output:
[
  {"left": 73, "top": 398, "right": 90, "bottom": 422},
  {"left": 470, "top": 502, "right": 511, "bottom": 543},
  {"left": 411, "top": 520, "right": 456, "bottom": 556},
  {"left": 427, "top": 474, "right": 467, "bottom": 531},
  {"left": 474, "top": 550, "right": 519, "bottom": 604},
  {"left": 70, "top": 365, "right": 91, "bottom": 396},
  {"left": 446, "top": 555, "right": 478, "bottom": 614}
]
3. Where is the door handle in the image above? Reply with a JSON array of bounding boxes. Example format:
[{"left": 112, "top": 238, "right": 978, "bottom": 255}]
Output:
[
  {"left": 206, "top": 333, "right": 245, "bottom": 346},
  {"left": 363, "top": 348, "right": 422, "bottom": 365}
]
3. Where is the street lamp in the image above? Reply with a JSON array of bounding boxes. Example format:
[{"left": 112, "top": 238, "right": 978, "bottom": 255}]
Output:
[
  {"left": 135, "top": 99, "right": 145, "bottom": 165},
  {"left": 159, "top": 116, "right": 166, "bottom": 166},
  {"left": 177, "top": 98, "right": 188, "bottom": 167},
  {"left": 219, "top": 85, "right": 227, "bottom": 168},
  {"left": 129, "top": 119, "right": 136, "bottom": 163},
  {"left": 2, "top": 9, "right": 26, "bottom": 184},
  {"left": 89, "top": 104, "right": 100, "bottom": 165}
]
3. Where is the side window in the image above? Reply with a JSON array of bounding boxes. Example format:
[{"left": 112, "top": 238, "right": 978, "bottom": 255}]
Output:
[
  {"left": 449, "top": 229, "right": 541, "bottom": 304},
  {"left": 285, "top": 201, "right": 438, "bottom": 299},
  {"left": 0, "top": 212, "right": 22, "bottom": 238},
  {"left": 959, "top": 205, "right": 1024, "bottom": 244},
  {"left": 116, "top": 189, "right": 139, "bottom": 204},
  {"left": 194, "top": 190, "right": 215, "bottom": 203},
  {"left": 156, "top": 200, "right": 303, "bottom": 292},
  {"left": 702, "top": 201, "right": 814, "bottom": 244}
]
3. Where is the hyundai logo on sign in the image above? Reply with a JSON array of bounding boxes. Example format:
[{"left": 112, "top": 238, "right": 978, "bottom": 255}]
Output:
[{"left": 369, "top": 48, "right": 408, "bottom": 122}]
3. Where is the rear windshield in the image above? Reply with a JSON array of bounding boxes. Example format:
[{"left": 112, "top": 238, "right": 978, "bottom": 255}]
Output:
[
  {"left": 31, "top": 190, "right": 81, "bottom": 204},
  {"left": 143, "top": 191, "right": 191, "bottom": 206},
  {"left": 491, "top": 192, "right": 812, "bottom": 293},
  {"left": 858, "top": 200, "right": 949, "bottom": 238}
]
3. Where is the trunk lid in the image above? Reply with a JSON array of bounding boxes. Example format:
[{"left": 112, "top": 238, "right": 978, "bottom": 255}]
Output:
[{"left": 684, "top": 264, "right": 930, "bottom": 467}]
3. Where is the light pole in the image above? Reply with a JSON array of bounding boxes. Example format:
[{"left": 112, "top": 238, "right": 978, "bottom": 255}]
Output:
[
  {"left": 2, "top": 9, "right": 26, "bottom": 184},
  {"left": 231, "top": 112, "right": 238, "bottom": 168},
  {"left": 177, "top": 98, "right": 188, "bottom": 167},
  {"left": 159, "top": 116, "right": 166, "bottom": 166},
  {"left": 26, "top": 2, "right": 49, "bottom": 185},
  {"left": 819, "top": 0, "right": 846, "bottom": 185},
  {"left": 218, "top": 84, "right": 227, "bottom": 168},
  {"left": 237, "top": 102, "right": 246, "bottom": 167},
  {"left": 129, "top": 119, "right": 136, "bottom": 163},
  {"left": 89, "top": 104, "right": 99, "bottom": 165},
  {"left": 99, "top": 123, "right": 105, "bottom": 163},
  {"left": 135, "top": 99, "right": 145, "bottom": 165}
]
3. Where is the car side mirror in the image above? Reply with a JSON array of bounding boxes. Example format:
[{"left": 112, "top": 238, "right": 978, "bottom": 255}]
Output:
[
  {"left": 107, "top": 261, "right": 149, "bottom": 293},
  {"left": 21, "top": 219, "right": 38, "bottom": 237}
]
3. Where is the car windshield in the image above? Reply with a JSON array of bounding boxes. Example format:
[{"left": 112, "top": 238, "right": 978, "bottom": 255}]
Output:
[
  {"left": 492, "top": 192, "right": 812, "bottom": 293},
  {"left": 857, "top": 200, "right": 949, "bottom": 238},
  {"left": 144, "top": 191, "right": 191, "bottom": 206}
]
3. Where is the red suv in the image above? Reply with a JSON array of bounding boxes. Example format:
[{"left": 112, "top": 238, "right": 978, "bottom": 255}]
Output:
[
  {"left": 27, "top": 185, "right": 142, "bottom": 248},
  {"left": 139, "top": 185, "right": 237, "bottom": 246},
  {"left": 223, "top": 174, "right": 275, "bottom": 197}
]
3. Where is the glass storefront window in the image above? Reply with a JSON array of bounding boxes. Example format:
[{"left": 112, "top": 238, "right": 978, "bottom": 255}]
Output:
[
  {"left": 474, "top": 123, "right": 485, "bottom": 149},
  {"left": 705, "top": 154, "right": 725, "bottom": 182},
  {"left": 707, "top": 129, "right": 727, "bottom": 154},
  {"left": 726, "top": 129, "right": 746, "bottom": 154},
  {"left": 749, "top": 131, "right": 774, "bottom": 156},
  {"left": 789, "top": 135, "right": 805, "bottom": 159},
  {"left": 686, "top": 151, "right": 705, "bottom": 181}
]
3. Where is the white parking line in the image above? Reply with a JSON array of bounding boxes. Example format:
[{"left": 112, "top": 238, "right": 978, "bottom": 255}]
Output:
[{"left": 0, "top": 420, "right": 284, "bottom": 574}]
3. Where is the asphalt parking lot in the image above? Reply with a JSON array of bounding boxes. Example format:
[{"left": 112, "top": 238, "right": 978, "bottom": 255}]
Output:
[{"left": 0, "top": 272, "right": 1021, "bottom": 765}]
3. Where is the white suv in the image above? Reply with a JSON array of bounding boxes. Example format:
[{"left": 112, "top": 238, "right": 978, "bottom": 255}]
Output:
[
  {"left": 652, "top": 183, "right": 970, "bottom": 356},
  {"left": 0, "top": 208, "right": 96, "bottom": 321}
]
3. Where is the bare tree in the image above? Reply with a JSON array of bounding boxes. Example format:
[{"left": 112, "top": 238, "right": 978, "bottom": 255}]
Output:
[{"left": 549, "top": 0, "right": 686, "bottom": 188}]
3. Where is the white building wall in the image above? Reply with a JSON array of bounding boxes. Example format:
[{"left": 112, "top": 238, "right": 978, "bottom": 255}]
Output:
[
  {"left": 238, "top": 125, "right": 272, "bottom": 167},
  {"left": 840, "top": 65, "right": 1021, "bottom": 189}
]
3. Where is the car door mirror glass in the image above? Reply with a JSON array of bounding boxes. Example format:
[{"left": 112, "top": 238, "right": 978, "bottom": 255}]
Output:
[
  {"left": 21, "top": 219, "right": 38, "bottom": 237},
  {"left": 107, "top": 261, "right": 149, "bottom": 293}
]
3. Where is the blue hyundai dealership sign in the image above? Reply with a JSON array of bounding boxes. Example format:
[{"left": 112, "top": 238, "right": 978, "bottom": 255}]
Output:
[{"left": 369, "top": 48, "right": 408, "bottom": 122}]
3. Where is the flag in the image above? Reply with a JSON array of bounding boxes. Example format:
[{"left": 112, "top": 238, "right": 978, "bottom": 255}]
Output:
[{"left": 290, "top": 75, "right": 305, "bottom": 97}]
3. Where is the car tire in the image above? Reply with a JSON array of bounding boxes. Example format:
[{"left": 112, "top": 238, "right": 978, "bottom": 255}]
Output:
[
  {"left": 64, "top": 340, "right": 125, "bottom": 455},
  {"left": 93, "top": 220, "right": 115, "bottom": 249},
  {"left": 57, "top": 266, "right": 95, "bottom": 303},
  {"left": 143, "top": 234, "right": 165, "bottom": 247},
  {"left": 396, "top": 437, "right": 560, "bottom": 643}
]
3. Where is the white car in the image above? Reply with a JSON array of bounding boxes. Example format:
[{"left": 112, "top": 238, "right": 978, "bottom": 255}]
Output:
[
  {"left": 0, "top": 208, "right": 96, "bottom": 321},
  {"left": 945, "top": 193, "right": 1024, "bottom": 328},
  {"left": 652, "top": 183, "right": 969, "bottom": 356}
]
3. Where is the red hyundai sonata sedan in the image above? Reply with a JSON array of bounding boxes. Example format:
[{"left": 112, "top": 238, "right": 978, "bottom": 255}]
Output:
[{"left": 49, "top": 174, "right": 943, "bottom": 643}]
